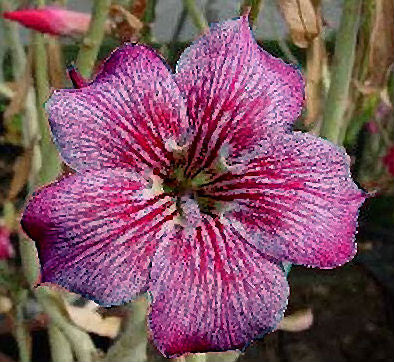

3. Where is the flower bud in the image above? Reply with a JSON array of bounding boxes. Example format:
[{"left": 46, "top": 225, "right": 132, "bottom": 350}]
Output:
[{"left": 3, "top": 7, "right": 92, "bottom": 37}]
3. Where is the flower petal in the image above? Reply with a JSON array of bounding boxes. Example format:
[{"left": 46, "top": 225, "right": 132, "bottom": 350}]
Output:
[
  {"left": 21, "top": 169, "right": 176, "bottom": 306},
  {"left": 149, "top": 216, "right": 288, "bottom": 357},
  {"left": 47, "top": 44, "right": 187, "bottom": 175},
  {"left": 201, "top": 132, "right": 366, "bottom": 268},
  {"left": 175, "top": 15, "right": 304, "bottom": 174}
]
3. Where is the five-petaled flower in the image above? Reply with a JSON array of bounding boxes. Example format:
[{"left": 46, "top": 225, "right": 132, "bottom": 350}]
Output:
[{"left": 21, "top": 15, "right": 366, "bottom": 358}]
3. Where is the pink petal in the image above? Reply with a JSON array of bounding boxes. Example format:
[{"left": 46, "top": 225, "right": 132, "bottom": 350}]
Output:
[
  {"left": 21, "top": 169, "right": 176, "bottom": 306},
  {"left": 3, "top": 7, "right": 92, "bottom": 37},
  {"left": 46, "top": 44, "right": 188, "bottom": 176},
  {"left": 149, "top": 216, "right": 289, "bottom": 357},
  {"left": 175, "top": 15, "right": 304, "bottom": 175},
  {"left": 201, "top": 132, "right": 366, "bottom": 268}
]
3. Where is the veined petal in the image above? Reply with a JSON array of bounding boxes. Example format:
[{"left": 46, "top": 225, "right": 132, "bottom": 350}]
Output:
[
  {"left": 21, "top": 169, "right": 177, "bottom": 306},
  {"left": 46, "top": 44, "right": 187, "bottom": 175},
  {"left": 175, "top": 15, "right": 304, "bottom": 175},
  {"left": 201, "top": 132, "right": 366, "bottom": 268},
  {"left": 149, "top": 216, "right": 288, "bottom": 357}
]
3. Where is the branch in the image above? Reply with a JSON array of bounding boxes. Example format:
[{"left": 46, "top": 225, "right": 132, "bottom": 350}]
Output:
[
  {"left": 240, "top": 0, "right": 264, "bottom": 26},
  {"left": 320, "top": 0, "right": 362, "bottom": 144},
  {"left": 140, "top": 0, "right": 157, "bottom": 43},
  {"left": 104, "top": 297, "right": 148, "bottom": 362},
  {"left": 48, "top": 323, "right": 74, "bottom": 362},
  {"left": 182, "top": 0, "right": 208, "bottom": 33},
  {"left": 35, "top": 288, "right": 97, "bottom": 362},
  {"left": 76, "top": 0, "right": 111, "bottom": 78},
  {"left": 14, "top": 290, "right": 31, "bottom": 362},
  {"left": 0, "top": 0, "right": 26, "bottom": 78},
  {"left": 33, "top": 31, "right": 61, "bottom": 185}
]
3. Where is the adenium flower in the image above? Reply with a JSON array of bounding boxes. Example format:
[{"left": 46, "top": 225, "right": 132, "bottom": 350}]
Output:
[
  {"left": 383, "top": 145, "right": 394, "bottom": 176},
  {"left": 2, "top": 7, "right": 92, "bottom": 37},
  {"left": 21, "top": 15, "right": 366, "bottom": 357}
]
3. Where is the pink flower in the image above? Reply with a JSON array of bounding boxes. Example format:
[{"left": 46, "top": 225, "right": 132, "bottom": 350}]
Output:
[
  {"left": 383, "top": 145, "right": 394, "bottom": 176},
  {"left": 0, "top": 226, "right": 13, "bottom": 259},
  {"left": 2, "top": 7, "right": 91, "bottom": 37},
  {"left": 21, "top": 16, "right": 366, "bottom": 357}
]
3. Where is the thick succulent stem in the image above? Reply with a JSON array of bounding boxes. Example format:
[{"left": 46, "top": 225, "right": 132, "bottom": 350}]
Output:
[
  {"left": 35, "top": 288, "right": 97, "bottom": 362},
  {"left": 140, "top": 0, "right": 157, "bottom": 43},
  {"left": 320, "top": 0, "right": 362, "bottom": 144},
  {"left": 182, "top": 0, "right": 208, "bottom": 32},
  {"left": 0, "top": 0, "right": 26, "bottom": 78},
  {"left": 76, "top": 0, "right": 111, "bottom": 78},
  {"left": 48, "top": 324, "right": 74, "bottom": 362},
  {"left": 240, "top": 0, "right": 264, "bottom": 26},
  {"left": 185, "top": 354, "right": 208, "bottom": 362},
  {"left": 14, "top": 290, "right": 31, "bottom": 362},
  {"left": 33, "top": 32, "right": 61, "bottom": 185},
  {"left": 104, "top": 296, "right": 148, "bottom": 362}
]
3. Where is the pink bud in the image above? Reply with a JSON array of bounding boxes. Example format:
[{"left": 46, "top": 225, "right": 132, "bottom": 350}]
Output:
[
  {"left": 383, "top": 146, "right": 394, "bottom": 177},
  {"left": 0, "top": 226, "right": 13, "bottom": 260},
  {"left": 2, "top": 7, "right": 91, "bottom": 37}
]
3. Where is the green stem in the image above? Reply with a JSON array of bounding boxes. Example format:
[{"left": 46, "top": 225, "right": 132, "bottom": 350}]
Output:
[
  {"left": 33, "top": 32, "right": 61, "bottom": 185},
  {"left": 0, "top": 83, "right": 13, "bottom": 98},
  {"left": 104, "top": 296, "right": 148, "bottom": 362},
  {"left": 182, "top": 0, "right": 208, "bottom": 32},
  {"left": 320, "top": 0, "right": 362, "bottom": 145},
  {"left": 34, "top": 0, "right": 61, "bottom": 185},
  {"left": 240, "top": 0, "right": 264, "bottom": 26},
  {"left": 3, "top": 200, "right": 15, "bottom": 230},
  {"left": 35, "top": 288, "right": 96, "bottom": 362},
  {"left": 76, "top": 0, "right": 111, "bottom": 78},
  {"left": 48, "top": 323, "right": 74, "bottom": 362},
  {"left": 185, "top": 354, "right": 207, "bottom": 362},
  {"left": 210, "top": 352, "right": 241, "bottom": 362},
  {"left": 19, "top": 237, "right": 96, "bottom": 362},
  {"left": 171, "top": 7, "right": 187, "bottom": 44},
  {"left": 175, "top": 357, "right": 186, "bottom": 362},
  {"left": 140, "top": 0, "right": 157, "bottom": 43},
  {"left": 187, "top": 352, "right": 240, "bottom": 362},
  {"left": 19, "top": 239, "right": 40, "bottom": 287},
  {"left": 14, "top": 290, "right": 31, "bottom": 362},
  {"left": 0, "top": 0, "right": 26, "bottom": 78}
]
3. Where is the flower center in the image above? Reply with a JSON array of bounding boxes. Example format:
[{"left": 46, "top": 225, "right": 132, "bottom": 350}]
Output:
[
  {"left": 162, "top": 167, "right": 209, "bottom": 195},
  {"left": 159, "top": 145, "right": 235, "bottom": 225},
  {"left": 162, "top": 167, "right": 217, "bottom": 216}
]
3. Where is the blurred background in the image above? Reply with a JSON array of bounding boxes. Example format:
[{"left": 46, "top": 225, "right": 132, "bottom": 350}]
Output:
[{"left": 0, "top": 0, "right": 393, "bottom": 361}]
